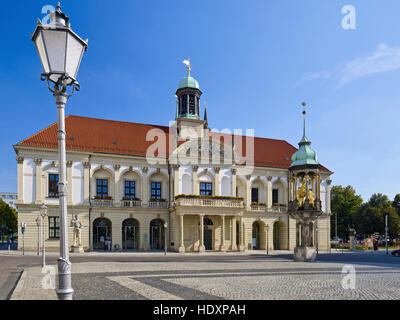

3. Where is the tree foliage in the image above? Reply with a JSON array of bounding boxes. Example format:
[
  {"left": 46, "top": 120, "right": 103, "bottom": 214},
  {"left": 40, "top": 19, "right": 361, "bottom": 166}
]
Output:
[
  {"left": 0, "top": 199, "right": 18, "bottom": 237},
  {"left": 330, "top": 185, "right": 363, "bottom": 239}
]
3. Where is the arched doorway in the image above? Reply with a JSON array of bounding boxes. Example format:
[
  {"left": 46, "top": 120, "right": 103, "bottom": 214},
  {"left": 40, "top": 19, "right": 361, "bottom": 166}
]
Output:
[
  {"left": 273, "top": 221, "right": 286, "bottom": 250},
  {"left": 93, "top": 218, "right": 111, "bottom": 250},
  {"left": 204, "top": 217, "right": 213, "bottom": 250},
  {"left": 252, "top": 221, "right": 261, "bottom": 249},
  {"left": 122, "top": 219, "right": 139, "bottom": 250},
  {"left": 150, "top": 219, "right": 165, "bottom": 250}
]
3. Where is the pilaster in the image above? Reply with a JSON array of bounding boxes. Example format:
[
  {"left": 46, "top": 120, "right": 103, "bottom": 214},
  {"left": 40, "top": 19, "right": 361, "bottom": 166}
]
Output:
[
  {"left": 82, "top": 161, "right": 90, "bottom": 205},
  {"left": 199, "top": 214, "right": 205, "bottom": 252},
  {"left": 66, "top": 160, "right": 73, "bottom": 205},
  {"left": 34, "top": 158, "right": 42, "bottom": 204},
  {"left": 178, "top": 214, "right": 185, "bottom": 253},
  {"left": 192, "top": 165, "right": 198, "bottom": 194},
  {"left": 16, "top": 156, "right": 24, "bottom": 204},
  {"left": 231, "top": 169, "right": 237, "bottom": 197},
  {"left": 326, "top": 179, "right": 332, "bottom": 214},
  {"left": 142, "top": 167, "right": 149, "bottom": 207},
  {"left": 220, "top": 215, "right": 226, "bottom": 251},
  {"left": 266, "top": 176, "right": 272, "bottom": 208},
  {"left": 231, "top": 216, "right": 237, "bottom": 251},
  {"left": 173, "top": 165, "right": 180, "bottom": 197},
  {"left": 214, "top": 167, "right": 220, "bottom": 196},
  {"left": 114, "top": 164, "right": 121, "bottom": 206},
  {"left": 245, "top": 175, "right": 251, "bottom": 210}
]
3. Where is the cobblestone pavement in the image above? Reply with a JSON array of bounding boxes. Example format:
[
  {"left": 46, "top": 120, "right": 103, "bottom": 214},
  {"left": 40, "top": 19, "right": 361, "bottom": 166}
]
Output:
[
  {"left": 68, "top": 254, "right": 400, "bottom": 300},
  {"left": 7, "top": 251, "right": 400, "bottom": 300}
]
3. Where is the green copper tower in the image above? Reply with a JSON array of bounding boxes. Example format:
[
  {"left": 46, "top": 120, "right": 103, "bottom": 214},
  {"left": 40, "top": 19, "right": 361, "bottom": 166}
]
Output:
[{"left": 175, "top": 63, "right": 202, "bottom": 120}]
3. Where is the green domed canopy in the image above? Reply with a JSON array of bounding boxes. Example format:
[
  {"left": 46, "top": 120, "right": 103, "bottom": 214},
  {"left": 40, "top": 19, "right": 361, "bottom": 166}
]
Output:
[
  {"left": 290, "top": 118, "right": 319, "bottom": 167},
  {"left": 178, "top": 67, "right": 199, "bottom": 89}
]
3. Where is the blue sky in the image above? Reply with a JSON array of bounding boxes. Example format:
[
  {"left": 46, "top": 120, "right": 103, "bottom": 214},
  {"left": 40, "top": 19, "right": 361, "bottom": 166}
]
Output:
[{"left": 0, "top": 0, "right": 399, "bottom": 202}]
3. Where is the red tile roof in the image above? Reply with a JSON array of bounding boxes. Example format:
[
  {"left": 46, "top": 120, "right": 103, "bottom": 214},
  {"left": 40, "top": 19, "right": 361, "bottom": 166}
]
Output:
[{"left": 16, "top": 115, "right": 329, "bottom": 171}]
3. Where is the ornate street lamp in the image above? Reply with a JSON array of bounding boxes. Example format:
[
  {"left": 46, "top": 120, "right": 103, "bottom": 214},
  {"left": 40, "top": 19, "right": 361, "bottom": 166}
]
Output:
[
  {"left": 164, "top": 221, "right": 168, "bottom": 256},
  {"left": 31, "top": 3, "right": 88, "bottom": 300},
  {"left": 35, "top": 216, "right": 41, "bottom": 256},
  {"left": 40, "top": 204, "right": 48, "bottom": 267}
]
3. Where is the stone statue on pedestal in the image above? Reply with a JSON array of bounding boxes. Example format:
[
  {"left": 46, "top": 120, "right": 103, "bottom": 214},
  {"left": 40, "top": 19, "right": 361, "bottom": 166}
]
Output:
[
  {"left": 348, "top": 225, "right": 357, "bottom": 251},
  {"left": 70, "top": 214, "right": 84, "bottom": 253}
]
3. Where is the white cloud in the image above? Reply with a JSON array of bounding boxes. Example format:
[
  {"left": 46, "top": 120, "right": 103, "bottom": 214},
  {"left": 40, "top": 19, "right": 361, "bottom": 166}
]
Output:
[
  {"left": 338, "top": 43, "right": 400, "bottom": 87},
  {"left": 297, "top": 43, "right": 400, "bottom": 88}
]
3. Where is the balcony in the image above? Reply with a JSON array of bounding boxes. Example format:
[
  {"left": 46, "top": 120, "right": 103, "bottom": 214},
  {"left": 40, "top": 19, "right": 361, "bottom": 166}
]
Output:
[
  {"left": 271, "top": 204, "right": 288, "bottom": 213},
  {"left": 92, "top": 198, "right": 113, "bottom": 207},
  {"left": 121, "top": 199, "right": 142, "bottom": 208},
  {"left": 250, "top": 203, "right": 267, "bottom": 212},
  {"left": 148, "top": 200, "right": 169, "bottom": 209},
  {"left": 175, "top": 195, "right": 244, "bottom": 208}
]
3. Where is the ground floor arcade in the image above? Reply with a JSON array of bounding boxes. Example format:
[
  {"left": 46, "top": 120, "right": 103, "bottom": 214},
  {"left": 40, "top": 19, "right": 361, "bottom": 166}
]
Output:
[{"left": 17, "top": 205, "right": 331, "bottom": 252}]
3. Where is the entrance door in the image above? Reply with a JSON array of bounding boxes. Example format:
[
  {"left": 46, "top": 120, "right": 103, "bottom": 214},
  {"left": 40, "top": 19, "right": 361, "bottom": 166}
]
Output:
[
  {"left": 93, "top": 218, "right": 111, "bottom": 250},
  {"left": 203, "top": 217, "right": 214, "bottom": 250},
  {"left": 150, "top": 219, "right": 164, "bottom": 250},
  {"left": 204, "top": 229, "right": 212, "bottom": 250}
]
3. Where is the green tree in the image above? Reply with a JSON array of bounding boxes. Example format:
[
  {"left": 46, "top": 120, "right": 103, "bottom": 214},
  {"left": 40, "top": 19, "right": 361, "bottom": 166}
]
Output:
[
  {"left": 353, "top": 193, "right": 400, "bottom": 238},
  {"left": 393, "top": 194, "right": 400, "bottom": 215},
  {"left": 330, "top": 185, "right": 363, "bottom": 240},
  {"left": 0, "top": 199, "right": 18, "bottom": 239}
]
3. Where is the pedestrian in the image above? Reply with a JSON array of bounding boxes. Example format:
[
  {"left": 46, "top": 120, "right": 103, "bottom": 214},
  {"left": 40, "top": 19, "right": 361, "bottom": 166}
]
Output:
[{"left": 107, "top": 239, "right": 111, "bottom": 252}]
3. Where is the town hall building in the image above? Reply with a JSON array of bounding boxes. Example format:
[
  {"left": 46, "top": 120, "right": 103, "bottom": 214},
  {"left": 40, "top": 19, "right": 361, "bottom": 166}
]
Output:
[{"left": 14, "top": 65, "right": 333, "bottom": 253}]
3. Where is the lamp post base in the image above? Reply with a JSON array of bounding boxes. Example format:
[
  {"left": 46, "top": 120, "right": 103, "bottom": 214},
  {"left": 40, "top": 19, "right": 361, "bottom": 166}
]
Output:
[
  {"left": 293, "top": 246, "right": 317, "bottom": 262},
  {"left": 57, "top": 257, "right": 73, "bottom": 300}
]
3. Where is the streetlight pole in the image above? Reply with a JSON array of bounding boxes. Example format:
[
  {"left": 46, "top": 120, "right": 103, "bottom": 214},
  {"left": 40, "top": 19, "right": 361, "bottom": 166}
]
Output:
[
  {"left": 266, "top": 225, "right": 270, "bottom": 255},
  {"left": 335, "top": 210, "right": 338, "bottom": 252},
  {"left": 164, "top": 221, "right": 168, "bottom": 256},
  {"left": 31, "top": 3, "right": 87, "bottom": 300},
  {"left": 21, "top": 222, "right": 26, "bottom": 255},
  {"left": 385, "top": 213, "right": 389, "bottom": 256},
  {"left": 36, "top": 216, "right": 41, "bottom": 256},
  {"left": 40, "top": 205, "right": 48, "bottom": 267}
]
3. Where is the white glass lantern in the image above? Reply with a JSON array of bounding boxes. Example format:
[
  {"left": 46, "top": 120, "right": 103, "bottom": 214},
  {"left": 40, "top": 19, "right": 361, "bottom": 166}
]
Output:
[
  {"left": 31, "top": 4, "right": 88, "bottom": 85},
  {"left": 40, "top": 204, "right": 48, "bottom": 218}
]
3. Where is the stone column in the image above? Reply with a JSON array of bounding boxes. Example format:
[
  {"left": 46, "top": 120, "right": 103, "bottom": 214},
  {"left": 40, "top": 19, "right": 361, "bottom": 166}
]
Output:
[
  {"left": 231, "top": 216, "right": 237, "bottom": 251},
  {"left": 266, "top": 176, "right": 272, "bottom": 209},
  {"left": 34, "top": 158, "right": 42, "bottom": 204},
  {"left": 192, "top": 165, "right": 198, "bottom": 194},
  {"left": 238, "top": 216, "right": 245, "bottom": 251},
  {"left": 82, "top": 161, "right": 90, "bottom": 205},
  {"left": 113, "top": 164, "right": 121, "bottom": 207},
  {"left": 245, "top": 175, "right": 251, "bottom": 210},
  {"left": 214, "top": 167, "right": 220, "bottom": 196},
  {"left": 178, "top": 214, "right": 185, "bottom": 253},
  {"left": 16, "top": 157, "right": 24, "bottom": 204},
  {"left": 66, "top": 161, "right": 73, "bottom": 206},
  {"left": 326, "top": 179, "right": 332, "bottom": 213},
  {"left": 199, "top": 214, "right": 205, "bottom": 252},
  {"left": 231, "top": 169, "right": 237, "bottom": 197},
  {"left": 220, "top": 215, "right": 226, "bottom": 251},
  {"left": 142, "top": 167, "right": 149, "bottom": 207}
]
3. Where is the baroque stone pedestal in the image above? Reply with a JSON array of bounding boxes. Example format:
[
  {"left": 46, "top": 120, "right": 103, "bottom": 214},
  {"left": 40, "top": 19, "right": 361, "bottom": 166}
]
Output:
[
  {"left": 198, "top": 245, "right": 205, "bottom": 253},
  {"left": 178, "top": 245, "right": 186, "bottom": 253},
  {"left": 70, "top": 246, "right": 84, "bottom": 253},
  {"left": 294, "top": 246, "right": 316, "bottom": 262}
]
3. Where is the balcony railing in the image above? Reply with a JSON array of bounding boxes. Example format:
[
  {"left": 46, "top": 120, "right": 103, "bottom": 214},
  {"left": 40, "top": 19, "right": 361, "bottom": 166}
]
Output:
[
  {"left": 92, "top": 198, "right": 113, "bottom": 207},
  {"left": 271, "top": 205, "right": 288, "bottom": 213},
  {"left": 250, "top": 203, "right": 267, "bottom": 211},
  {"left": 148, "top": 201, "right": 169, "bottom": 209},
  {"left": 121, "top": 200, "right": 142, "bottom": 208},
  {"left": 175, "top": 196, "right": 244, "bottom": 208}
]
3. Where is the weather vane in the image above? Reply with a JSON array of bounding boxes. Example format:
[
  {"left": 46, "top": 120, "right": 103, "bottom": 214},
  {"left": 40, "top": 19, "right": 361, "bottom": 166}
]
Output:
[{"left": 182, "top": 58, "right": 191, "bottom": 72}]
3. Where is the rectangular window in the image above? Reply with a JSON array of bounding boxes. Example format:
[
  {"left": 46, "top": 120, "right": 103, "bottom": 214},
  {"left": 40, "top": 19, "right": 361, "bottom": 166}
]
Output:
[
  {"left": 96, "top": 179, "right": 108, "bottom": 199},
  {"left": 48, "top": 174, "right": 59, "bottom": 198},
  {"left": 251, "top": 188, "right": 259, "bottom": 203},
  {"left": 48, "top": 217, "right": 60, "bottom": 239},
  {"left": 189, "top": 94, "right": 196, "bottom": 114},
  {"left": 181, "top": 95, "right": 187, "bottom": 115},
  {"left": 151, "top": 182, "right": 162, "bottom": 200},
  {"left": 272, "top": 189, "right": 279, "bottom": 204},
  {"left": 200, "top": 182, "right": 212, "bottom": 196},
  {"left": 125, "top": 180, "right": 136, "bottom": 199}
]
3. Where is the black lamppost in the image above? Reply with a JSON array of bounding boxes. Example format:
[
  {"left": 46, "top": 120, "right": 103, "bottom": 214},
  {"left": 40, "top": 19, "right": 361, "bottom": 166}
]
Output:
[{"left": 31, "top": 3, "right": 87, "bottom": 300}]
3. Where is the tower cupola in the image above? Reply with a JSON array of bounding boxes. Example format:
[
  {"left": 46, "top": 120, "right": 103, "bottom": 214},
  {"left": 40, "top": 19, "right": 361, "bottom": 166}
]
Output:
[{"left": 175, "top": 59, "right": 202, "bottom": 120}]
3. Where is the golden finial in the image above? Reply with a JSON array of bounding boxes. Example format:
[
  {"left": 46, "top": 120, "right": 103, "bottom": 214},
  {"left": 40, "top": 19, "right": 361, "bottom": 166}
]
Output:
[{"left": 57, "top": 2, "right": 61, "bottom": 11}]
